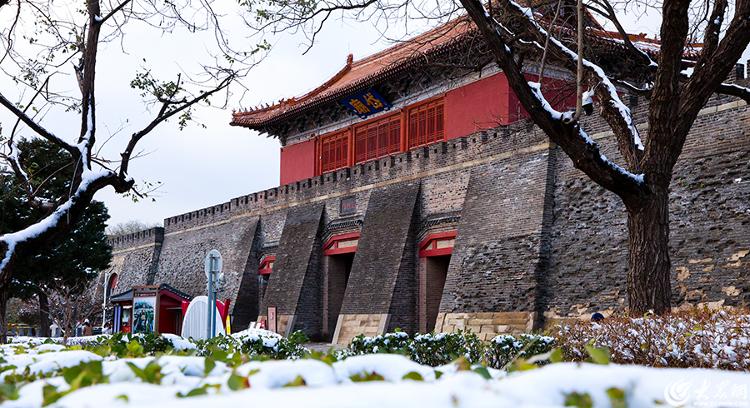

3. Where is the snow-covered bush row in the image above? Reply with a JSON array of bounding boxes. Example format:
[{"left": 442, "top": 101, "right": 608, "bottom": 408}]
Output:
[
  {"left": 486, "top": 333, "right": 556, "bottom": 368},
  {"left": 195, "top": 328, "right": 308, "bottom": 359},
  {"left": 339, "top": 331, "right": 554, "bottom": 368},
  {"left": 0, "top": 338, "right": 495, "bottom": 406},
  {"left": 554, "top": 308, "right": 750, "bottom": 370},
  {"left": 8, "top": 328, "right": 308, "bottom": 361},
  {"left": 2, "top": 338, "right": 750, "bottom": 407}
]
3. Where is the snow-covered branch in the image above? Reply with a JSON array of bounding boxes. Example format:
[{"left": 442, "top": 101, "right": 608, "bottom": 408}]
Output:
[
  {"left": 460, "top": 0, "right": 648, "bottom": 204},
  {"left": 0, "top": 168, "right": 118, "bottom": 274},
  {"left": 507, "top": 0, "right": 645, "bottom": 169},
  {"left": 528, "top": 82, "right": 645, "bottom": 185},
  {"left": 716, "top": 83, "right": 750, "bottom": 104}
]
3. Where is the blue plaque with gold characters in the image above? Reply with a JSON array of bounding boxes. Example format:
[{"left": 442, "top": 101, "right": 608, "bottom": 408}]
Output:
[{"left": 340, "top": 89, "right": 392, "bottom": 118}]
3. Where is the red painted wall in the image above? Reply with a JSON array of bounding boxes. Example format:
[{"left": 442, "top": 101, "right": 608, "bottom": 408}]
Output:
[
  {"left": 279, "top": 73, "right": 575, "bottom": 183},
  {"left": 507, "top": 75, "right": 578, "bottom": 122},
  {"left": 157, "top": 296, "right": 181, "bottom": 334},
  {"left": 444, "top": 73, "right": 512, "bottom": 139},
  {"left": 280, "top": 138, "right": 316, "bottom": 185}
]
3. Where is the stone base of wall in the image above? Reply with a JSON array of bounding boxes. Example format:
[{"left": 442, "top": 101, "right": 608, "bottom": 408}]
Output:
[
  {"left": 255, "top": 314, "right": 295, "bottom": 337},
  {"left": 332, "top": 313, "right": 390, "bottom": 345},
  {"left": 278, "top": 314, "right": 294, "bottom": 336},
  {"left": 435, "top": 311, "right": 535, "bottom": 340}
]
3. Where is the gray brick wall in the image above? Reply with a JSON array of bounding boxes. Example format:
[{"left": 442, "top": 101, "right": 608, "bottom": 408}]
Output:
[
  {"left": 108, "top": 97, "right": 749, "bottom": 334},
  {"left": 260, "top": 204, "right": 324, "bottom": 337},
  {"left": 338, "top": 182, "right": 420, "bottom": 332}
]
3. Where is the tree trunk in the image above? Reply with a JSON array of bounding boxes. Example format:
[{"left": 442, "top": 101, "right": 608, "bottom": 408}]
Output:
[
  {"left": 0, "top": 289, "right": 9, "bottom": 343},
  {"left": 38, "top": 292, "right": 50, "bottom": 337},
  {"left": 627, "top": 188, "right": 672, "bottom": 315}
]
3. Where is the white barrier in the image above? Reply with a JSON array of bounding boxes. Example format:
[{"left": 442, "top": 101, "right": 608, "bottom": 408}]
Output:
[{"left": 181, "top": 295, "right": 225, "bottom": 340}]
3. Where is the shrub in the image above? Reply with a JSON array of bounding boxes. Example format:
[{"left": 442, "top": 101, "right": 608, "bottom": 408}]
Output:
[
  {"left": 344, "top": 331, "right": 411, "bottom": 357},
  {"left": 554, "top": 308, "right": 750, "bottom": 370},
  {"left": 195, "top": 330, "right": 309, "bottom": 360},
  {"left": 82, "top": 333, "right": 174, "bottom": 357},
  {"left": 342, "top": 331, "right": 490, "bottom": 367},
  {"left": 409, "top": 332, "right": 484, "bottom": 366},
  {"left": 485, "top": 333, "right": 555, "bottom": 368}
]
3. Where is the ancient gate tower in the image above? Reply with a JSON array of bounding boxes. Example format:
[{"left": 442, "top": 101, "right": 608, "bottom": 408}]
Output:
[{"left": 109, "top": 12, "right": 750, "bottom": 343}]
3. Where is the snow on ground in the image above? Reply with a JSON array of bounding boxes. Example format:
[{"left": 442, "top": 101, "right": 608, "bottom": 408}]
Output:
[
  {"left": 3, "top": 335, "right": 750, "bottom": 407},
  {"left": 43, "top": 362, "right": 750, "bottom": 408},
  {"left": 1, "top": 350, "right": 102, "bottom": 378},
  {"left": 236, "top": 359, "right": 337, "bottom": 388},
  {"left": 333, "top": 354, "right": 436, "bottom": 382},
  {"left": 161, "top": 334, "right": 198, "bottom": 351}
]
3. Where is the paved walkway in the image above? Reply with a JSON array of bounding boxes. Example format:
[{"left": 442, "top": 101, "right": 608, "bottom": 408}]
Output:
[{"left": 305, "top": 342, "right": 345, "bottom": 353}]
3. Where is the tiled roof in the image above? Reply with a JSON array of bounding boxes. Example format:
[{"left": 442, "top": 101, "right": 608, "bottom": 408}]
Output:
[
  {"left": 231, "top": 17, "right": 475, "bottom": 129},
  {"left": 230, "top": 11, "right": 695, "bottom": 131}
]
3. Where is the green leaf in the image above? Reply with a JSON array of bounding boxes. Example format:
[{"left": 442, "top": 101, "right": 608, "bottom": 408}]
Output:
[
  {"left": 584, "top": 344, "right": 611, "bottom": 365},
  {"left": 42, "top": 384, "right": 68, "bottom": 407},
  {"left": 204, "top": 357, "right": 216, "bottom": 377},
  {"left": 116, "top": 394, "right": 129, "bottom": 402},
  {"left": 126, "top": 362, "right": 145, "bottom": 380},
  {"left": 434, "top": 370, "right": 444, "bottom": 380},
  {"left": 227, "top": 373, "right": 249, "bottom": 391},
  {"left": 402, "top": 371, "right": 424, "bottom": 381},
  {"left": 564, "top": 391, "right": 593, "bottom": 408},
  {"left": 176, "top": 384, "right": 213, "bottom": 398},
  {"left": 0, "top": 383, "right": 19, "bottom": 402},
  {"left": 453, "top": 356, "right": 471, "bottom": 371},
  {"left": 126, "top": 360, "right": 163, "bottom": 384},
  {"left": 509, "top": 358, "right": 538, "bottom": 372},
  {"left": 549, "top": 348, "right": 565, "bottom": 364},
  {"left": 472, "top": 366, "right": 492, "bottom": 380},
  {"left": 349, "top": 372, "right": 385, "bottom": 382},
  {"left": 283, "top": 375, "right": 307, "bottom": 387},
  {"left": 126, "top": 340, "right": 144, "bottom": 357},
  {"left": 61, "top": 361, "right": 107, "bottom": 390},
  {"left": 606, "top": 387, "right": 627, "bottom": 408}
]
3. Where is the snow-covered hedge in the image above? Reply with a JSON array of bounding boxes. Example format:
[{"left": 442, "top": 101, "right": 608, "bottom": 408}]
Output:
[
  {"left": 340, "top": 331, "right": 483, "bottom": 366},
  {"left": 3, "top": 335, "right": 750, "bottom": 407},
  {"left": 340, "top": 331, "right": 554, "bottom": 368},
  {"left": 554, "top": 308, "right": 750, "bottom": 370},
  {"left": 485, "top": 333, "right": 556, "bottom": 368},
  {"left": 193, "top": 329, "right": 308, "bottom": 360}
]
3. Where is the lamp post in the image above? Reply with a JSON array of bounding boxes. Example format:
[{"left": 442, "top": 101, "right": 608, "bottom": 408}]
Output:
[
  {"left": 101, "top": 270, "right": 112, "bottom": 332},
  {"left": 204, "top": 250, "right": 223, "bottom": 339}
]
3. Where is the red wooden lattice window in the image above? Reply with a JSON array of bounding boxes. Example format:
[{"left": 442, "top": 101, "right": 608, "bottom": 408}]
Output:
[
  {"left": 354, "top": 114, "right": 401, "bottom": 164},
  {"left": 408, "top": 98, "right": 444, "bottom": 149},
  {"left": 320, "top": 130, "right": 350, "bottom": 173}
]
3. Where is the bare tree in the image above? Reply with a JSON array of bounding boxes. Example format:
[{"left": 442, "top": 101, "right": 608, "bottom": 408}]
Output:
[
  {"left": 246, "top": 0, "right": 750, "bottom": 314},
  {"left": 0, "top": 0, "right": 267, "bottom": 340},
  {"left": 106, "top": 220, "right": 160, "bottom": 236},
  {"left": 40, "top": 279, "right": 103, "bottom": 344}
]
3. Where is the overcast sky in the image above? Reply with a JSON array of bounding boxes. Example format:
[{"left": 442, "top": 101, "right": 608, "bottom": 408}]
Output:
[{"left": 2, "top": 3, "right": 749, "bottom": 229}]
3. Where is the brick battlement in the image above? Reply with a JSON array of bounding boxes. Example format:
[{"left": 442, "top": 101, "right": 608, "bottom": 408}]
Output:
[
  {"left": 159, "top": 117, "right": 553, "bottom": 233},
  {"left": 108, "top": 227, "right": 164, "bottom": 250}
]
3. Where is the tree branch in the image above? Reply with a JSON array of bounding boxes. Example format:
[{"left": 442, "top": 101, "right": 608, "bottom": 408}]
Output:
[
  {"left": 715, "top": 82, "right": 750, "bottom": 103},
  {"left": 642, "top": 0, "right": 691, "bottom": 185},
  {"left": 99, "top": 0, "right": 133, "bottom": 24},
  {"left": 460, "top": 0, "right": 647, "bottom": 205},
  {"left": 119, "top": 73, "right": 234, "bottom": 178},
  {"left": 0, "top": 93, "right": 79, "bottom": 158},
  {"left": 497, "top": 0, "right": 645, "bottom": 170}
]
